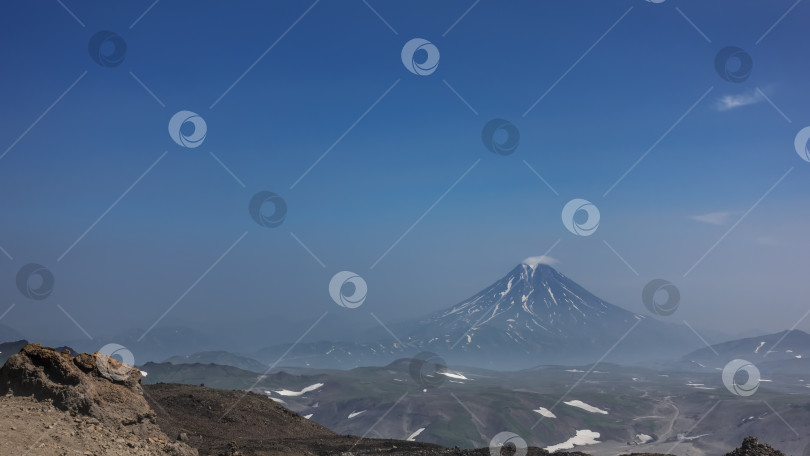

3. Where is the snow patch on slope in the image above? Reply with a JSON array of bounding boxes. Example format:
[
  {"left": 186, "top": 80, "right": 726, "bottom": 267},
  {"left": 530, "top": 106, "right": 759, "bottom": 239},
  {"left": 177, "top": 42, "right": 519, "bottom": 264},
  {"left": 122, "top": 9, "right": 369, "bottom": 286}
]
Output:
[
  {"left": 275, "top": 383, "right": 324, "bottom": 397},
  {"left": 564, "top": 400, "right": 608, "bottom": 414},
  {"left": 438, "top": 371, "right": 468, "bottom": 380},
  {"left": 636, "top": 434, "right": 652, "bottom": 444},
  {"left": 545, "top": 430, "right": 601, "bottom": 453},
  {"left": 533, "top": 407, "right": 556, "bottom": 418},
  {"left": 406, "top": 428, "right": 425, "bottom": 441}
]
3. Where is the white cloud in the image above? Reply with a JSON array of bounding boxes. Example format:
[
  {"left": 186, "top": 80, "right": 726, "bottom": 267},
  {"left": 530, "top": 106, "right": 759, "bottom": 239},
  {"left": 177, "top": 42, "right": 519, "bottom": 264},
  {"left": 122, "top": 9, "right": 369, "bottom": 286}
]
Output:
[
  {"left": 522, "top": 255, "right": 559, "bottom": 268},
  {"left": 690, "top": 212, "right": 733, "bottom": 225},
  {"left": 714, "top": 90, "right": 763, "bottom": 111}
]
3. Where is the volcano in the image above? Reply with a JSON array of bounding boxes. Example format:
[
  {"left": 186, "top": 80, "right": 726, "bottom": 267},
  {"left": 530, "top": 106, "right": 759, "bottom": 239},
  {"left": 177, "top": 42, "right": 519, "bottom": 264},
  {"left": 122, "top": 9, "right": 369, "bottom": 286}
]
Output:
[
  {"left": 244, "top": 261, "right": 701, "bottom": 369},
  {"left": 397, "top": 260, "right": 696, "bottom": 366}
]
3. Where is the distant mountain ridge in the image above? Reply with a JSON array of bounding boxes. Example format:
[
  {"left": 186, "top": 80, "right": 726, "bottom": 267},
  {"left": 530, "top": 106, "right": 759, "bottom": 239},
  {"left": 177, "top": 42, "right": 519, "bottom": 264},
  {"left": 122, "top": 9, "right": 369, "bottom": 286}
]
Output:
[
  {"left": 164, "top": 351, "right": 267, "bottom": 373},
  {"left": 141, "top": 352, "right": 804, "bottom": 454},
  {"left": 248, "top": 262, "right": 700, "bottom": 368},
  {"left": 0, "top": 264, "right": 737, "bottom": 369},
  {"left": 671, "top": 329, "right": 810, "bottom": 372}
]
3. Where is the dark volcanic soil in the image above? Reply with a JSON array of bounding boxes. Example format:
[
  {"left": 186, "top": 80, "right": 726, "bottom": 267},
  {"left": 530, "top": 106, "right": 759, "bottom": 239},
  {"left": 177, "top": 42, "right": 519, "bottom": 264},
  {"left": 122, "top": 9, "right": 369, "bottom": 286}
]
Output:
[
  {"left": 0, "top": 343, "right": 786, "bottom": 456},
  {"left": 143, "top": 382, "right": 556, "bottom": 456},
  {"left": 141, "top": 384, "right": 782, "bottom": 456}
]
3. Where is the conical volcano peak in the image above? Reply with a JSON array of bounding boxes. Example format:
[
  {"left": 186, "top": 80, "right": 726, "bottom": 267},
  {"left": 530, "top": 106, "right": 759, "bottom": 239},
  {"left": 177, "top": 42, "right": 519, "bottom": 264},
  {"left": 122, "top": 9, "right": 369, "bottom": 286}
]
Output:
[
  {"left": 514, "top": 257, "right": 564, "bottom": 285},
  {"left": 416, "top": 256, "right": 654, "bottom": 356}
]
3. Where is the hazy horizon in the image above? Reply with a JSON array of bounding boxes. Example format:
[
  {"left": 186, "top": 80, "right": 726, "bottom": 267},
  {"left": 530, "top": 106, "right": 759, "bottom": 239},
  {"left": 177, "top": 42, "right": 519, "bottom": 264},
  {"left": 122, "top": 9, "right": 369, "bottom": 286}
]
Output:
[{"left": 1, "top": 0, "right": 809, "bottom": 360}]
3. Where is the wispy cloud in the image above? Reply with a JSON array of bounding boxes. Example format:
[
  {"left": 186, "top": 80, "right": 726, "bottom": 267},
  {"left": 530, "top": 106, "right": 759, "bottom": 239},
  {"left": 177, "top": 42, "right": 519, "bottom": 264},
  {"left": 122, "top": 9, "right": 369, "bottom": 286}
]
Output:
[
  {"left": 714, "top": 90, "right": 764, "bottom": 111},
  {"left": 522, "top": 255, "right": 559, "bottom": 267},
  {"left": 690, "top": 211, "right": 733, "bottom": 225}
]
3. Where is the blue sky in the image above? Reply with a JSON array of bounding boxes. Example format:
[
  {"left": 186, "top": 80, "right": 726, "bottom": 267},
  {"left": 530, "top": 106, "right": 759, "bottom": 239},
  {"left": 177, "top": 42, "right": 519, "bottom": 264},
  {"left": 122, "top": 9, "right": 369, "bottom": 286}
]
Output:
[{"left": 0, "top": 0, "right": 809, "bottom": 354}]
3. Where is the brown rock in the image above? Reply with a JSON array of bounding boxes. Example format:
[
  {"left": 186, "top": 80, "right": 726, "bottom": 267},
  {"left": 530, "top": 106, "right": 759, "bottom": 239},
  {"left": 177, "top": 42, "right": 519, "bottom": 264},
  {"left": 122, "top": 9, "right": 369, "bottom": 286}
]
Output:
[
  {"left": 0, "top": 343, "right": 150, "bottom": 426},
  {"left": 0, "top": 343, "right": 198, "bottom": 456}
]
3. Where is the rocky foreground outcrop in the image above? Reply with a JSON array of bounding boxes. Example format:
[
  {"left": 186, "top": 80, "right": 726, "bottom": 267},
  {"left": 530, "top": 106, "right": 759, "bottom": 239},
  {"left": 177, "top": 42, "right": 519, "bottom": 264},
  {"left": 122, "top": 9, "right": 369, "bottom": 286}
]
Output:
[
  {"left": 0, "top": 343, "right": 197, "bottom": 455},
  {"left": 723, "top": 436, "right": 786, "bottom": 456}
]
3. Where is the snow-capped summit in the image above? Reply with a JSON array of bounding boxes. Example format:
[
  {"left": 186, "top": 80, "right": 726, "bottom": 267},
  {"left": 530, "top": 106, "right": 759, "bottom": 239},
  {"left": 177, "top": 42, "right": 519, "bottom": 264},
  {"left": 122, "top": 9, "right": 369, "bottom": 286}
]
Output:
[
  {"left": 401, "top": 262, "right": 692, "bottom": 364},
  {"left": 421, "top": 262, "right": 634, "bottom": 334}
]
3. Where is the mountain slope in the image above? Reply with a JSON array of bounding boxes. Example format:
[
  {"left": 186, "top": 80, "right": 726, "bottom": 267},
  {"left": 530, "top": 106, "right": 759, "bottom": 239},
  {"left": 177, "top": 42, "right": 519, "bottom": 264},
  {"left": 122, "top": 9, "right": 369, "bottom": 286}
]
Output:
[
  {"left": 252, "top": 262, "right": 699, "bottom": 368},
  {"left": 421, "top": 263, "right": 630, "bottom": 337},
  {"left": 399, "top": 262, "right": 697, "bottom": 366},
  {"left": 671, "top": 329, "right": 810, "bottom": 372},
  {"left": 1, "top": 343, "right": 562, "bottom": 455},
  {"left": 164, "top": 351, "right": 268, "bottom": 373},
  {"left": 408, "top": 263, "right": 643, "bottom": 353},
  {"left": 144, "top": 382, "right": 592, "bottom": 455}
]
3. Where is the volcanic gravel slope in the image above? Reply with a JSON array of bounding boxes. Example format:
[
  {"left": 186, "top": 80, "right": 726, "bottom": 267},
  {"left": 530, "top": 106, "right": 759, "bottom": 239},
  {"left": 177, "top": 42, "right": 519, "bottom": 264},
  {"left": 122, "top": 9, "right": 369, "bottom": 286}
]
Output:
[
  {"left": 144, "top": 382, "right": 560, "bottom": 455},
  {"left": 0, "top": 343, "right": 787, "bottom": 456}
]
